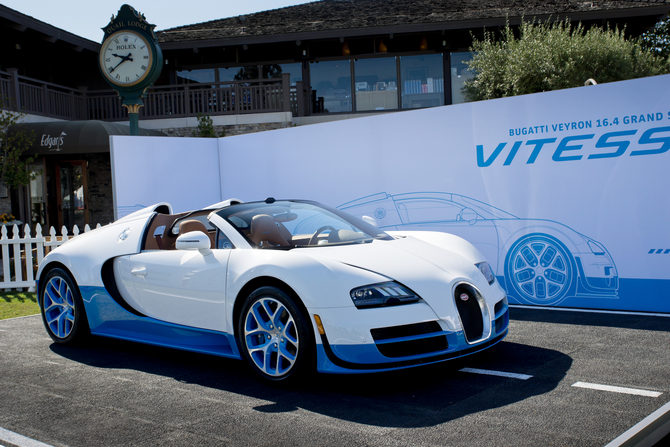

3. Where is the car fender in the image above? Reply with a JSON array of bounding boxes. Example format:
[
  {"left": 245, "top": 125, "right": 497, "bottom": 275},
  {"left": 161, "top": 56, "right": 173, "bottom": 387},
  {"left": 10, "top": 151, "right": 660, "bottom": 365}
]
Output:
[
  {"left": 36, "top": 214, "right": 153, "bottom": 288},
  {"left": 225, "top": 249, "right": 389, "bottom": 330},
  {"left": 497, "top": 223, "right": 585, "bottom": 266}
]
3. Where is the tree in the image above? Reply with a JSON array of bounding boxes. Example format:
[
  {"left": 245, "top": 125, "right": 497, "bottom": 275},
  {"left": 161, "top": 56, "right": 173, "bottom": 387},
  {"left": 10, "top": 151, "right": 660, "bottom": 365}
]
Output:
[
  {"left": 192, "top": 113, "right": 224, "bottom": 138},
  {"left": 0, "top": 98, "right": 37, "bottom": 190},
  {"left": 638, "top": 14, "right": 670, "bottom": 59},
  {"left": 463, "top": 18, "right": 670, "bottom": 102}
]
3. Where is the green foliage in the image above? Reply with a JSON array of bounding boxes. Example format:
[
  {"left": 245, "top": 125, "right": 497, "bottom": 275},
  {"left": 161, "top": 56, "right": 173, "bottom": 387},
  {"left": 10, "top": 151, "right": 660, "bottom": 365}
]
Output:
[
  {"left": 193, "top": 113, "right": 224, "bottom": 138},
  {"left": 638, "top": 14, "right": 670, "bottom": 59},
  {"left": 0, "top": 97, "right": 37, "bottom": 189},
  {"left": 0, "top": 291, "right": 39, "bottom": 320},
  {"left": 463, "top": 18, "right": 670, "bottom": 101}
]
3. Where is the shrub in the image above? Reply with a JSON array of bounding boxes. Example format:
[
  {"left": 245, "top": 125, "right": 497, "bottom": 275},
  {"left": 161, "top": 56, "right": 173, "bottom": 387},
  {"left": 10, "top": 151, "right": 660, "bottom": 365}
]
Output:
[{"left": 463, "top": 18, "right": 670, "bottom": 101}]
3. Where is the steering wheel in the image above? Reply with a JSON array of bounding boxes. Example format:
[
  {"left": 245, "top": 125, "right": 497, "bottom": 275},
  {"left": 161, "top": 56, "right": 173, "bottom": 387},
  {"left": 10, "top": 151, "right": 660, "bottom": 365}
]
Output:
[{"left": 308, "top": 225, "right": 337, "bottom": 246}]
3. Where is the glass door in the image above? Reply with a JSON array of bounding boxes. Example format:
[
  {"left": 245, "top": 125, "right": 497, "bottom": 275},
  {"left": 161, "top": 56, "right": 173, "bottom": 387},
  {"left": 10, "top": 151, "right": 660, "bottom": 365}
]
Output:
[
  {"left": 28, "top": 161, "right": 47, "bottom": 230},
  {"left": 55, "top": 161, "right": 88, "bottom": 231}
]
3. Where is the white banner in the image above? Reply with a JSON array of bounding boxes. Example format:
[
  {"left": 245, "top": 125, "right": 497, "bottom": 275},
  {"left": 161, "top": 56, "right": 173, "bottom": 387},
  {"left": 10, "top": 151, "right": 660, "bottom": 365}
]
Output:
[{"left": 111, "top": 74, "right": 670, "bottom": 313}]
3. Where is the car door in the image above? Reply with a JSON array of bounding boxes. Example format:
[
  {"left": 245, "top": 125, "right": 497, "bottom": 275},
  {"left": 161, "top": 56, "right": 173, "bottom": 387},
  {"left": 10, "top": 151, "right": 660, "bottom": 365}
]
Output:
[{"left": 122, "top": 248, "right": 231, "bottom": 332}]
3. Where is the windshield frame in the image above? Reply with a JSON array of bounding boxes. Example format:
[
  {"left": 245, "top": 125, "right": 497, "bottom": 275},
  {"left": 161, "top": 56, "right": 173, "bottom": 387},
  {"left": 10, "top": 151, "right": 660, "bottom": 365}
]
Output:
[{"left": 215, "top": 199, "right": 394, "bottom": 249}]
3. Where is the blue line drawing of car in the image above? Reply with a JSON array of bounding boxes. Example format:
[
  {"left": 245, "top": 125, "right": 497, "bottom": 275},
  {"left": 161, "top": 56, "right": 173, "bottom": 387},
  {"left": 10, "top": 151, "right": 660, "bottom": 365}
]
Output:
[{"left": 338, "top": 192, "right": 618, "bottom": 306}]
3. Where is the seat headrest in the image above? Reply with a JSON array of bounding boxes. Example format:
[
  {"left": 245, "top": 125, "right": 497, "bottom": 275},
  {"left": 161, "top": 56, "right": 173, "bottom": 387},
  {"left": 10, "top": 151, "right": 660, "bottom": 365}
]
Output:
[
  {"left": 250, "top": 214, "right": 289, "bottom": 247},
  {"left": 179, "top": 219, "right": 208, "bottom": 235}
]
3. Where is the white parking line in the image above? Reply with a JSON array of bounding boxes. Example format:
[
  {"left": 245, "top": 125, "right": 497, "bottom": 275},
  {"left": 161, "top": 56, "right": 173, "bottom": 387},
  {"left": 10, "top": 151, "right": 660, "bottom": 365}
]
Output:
[
  {"left": 460, "top": 367, "right": 533, "bottom": 380},
  {"left": 0, "top": 427, "right": 56, "bottom": 447},
  {"left": 572, "top": 382, "right": 663, "bottom": 397}
]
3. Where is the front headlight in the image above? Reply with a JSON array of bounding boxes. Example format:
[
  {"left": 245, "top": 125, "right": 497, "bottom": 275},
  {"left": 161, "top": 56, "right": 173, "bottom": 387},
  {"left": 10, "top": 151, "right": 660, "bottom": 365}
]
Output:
[
  {"left": 350, "top": 281, "right": 420, "bottom": 309},
  {"left": 588, "top": 240, "right": 606, "bottom": 256},
  {"left": 476, "top": 261, "right": 496, "bottom": 285}
]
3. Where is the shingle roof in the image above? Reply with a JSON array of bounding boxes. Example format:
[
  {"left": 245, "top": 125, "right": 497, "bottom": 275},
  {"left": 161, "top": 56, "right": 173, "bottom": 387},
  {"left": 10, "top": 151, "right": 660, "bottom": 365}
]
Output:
[{"left": 157, "top": 0, "right": 670, "bottom": 44}]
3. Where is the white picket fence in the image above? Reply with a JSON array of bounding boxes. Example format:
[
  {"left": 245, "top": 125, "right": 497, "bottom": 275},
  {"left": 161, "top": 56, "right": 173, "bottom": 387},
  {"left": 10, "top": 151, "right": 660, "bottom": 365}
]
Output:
[{"left": 0, "top": 223, "right": 102, "bottom": 291}]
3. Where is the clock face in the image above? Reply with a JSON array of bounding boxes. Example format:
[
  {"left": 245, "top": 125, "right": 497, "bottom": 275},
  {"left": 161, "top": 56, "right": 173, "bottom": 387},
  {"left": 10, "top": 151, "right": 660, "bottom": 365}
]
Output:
[{"left": 100, "top": 30, "right": 153, "bottom": 87}]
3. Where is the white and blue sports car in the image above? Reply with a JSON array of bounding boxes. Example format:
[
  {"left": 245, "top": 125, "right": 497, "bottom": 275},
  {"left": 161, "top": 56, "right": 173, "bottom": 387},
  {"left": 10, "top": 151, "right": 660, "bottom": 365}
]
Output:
[{"left": 37, "top": 198, "right": 509, "bottom": 382}]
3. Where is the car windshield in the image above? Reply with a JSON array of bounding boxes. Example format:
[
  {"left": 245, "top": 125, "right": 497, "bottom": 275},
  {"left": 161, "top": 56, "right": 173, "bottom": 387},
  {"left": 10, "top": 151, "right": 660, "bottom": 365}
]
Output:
[{"left": 216, "top": 200, "right": 393, "bottom": 249}]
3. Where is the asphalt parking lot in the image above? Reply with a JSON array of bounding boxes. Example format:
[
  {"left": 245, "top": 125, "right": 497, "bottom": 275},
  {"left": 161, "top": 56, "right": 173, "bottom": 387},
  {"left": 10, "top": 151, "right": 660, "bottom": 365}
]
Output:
[{"left": 0, "top": 307, "right": 668, "bottom": 447}]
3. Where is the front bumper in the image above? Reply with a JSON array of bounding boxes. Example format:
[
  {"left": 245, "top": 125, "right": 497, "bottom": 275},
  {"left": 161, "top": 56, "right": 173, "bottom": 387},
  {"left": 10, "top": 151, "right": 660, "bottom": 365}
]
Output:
[{"left": 313, "top": 299, "right": 509, "bottom": 374}]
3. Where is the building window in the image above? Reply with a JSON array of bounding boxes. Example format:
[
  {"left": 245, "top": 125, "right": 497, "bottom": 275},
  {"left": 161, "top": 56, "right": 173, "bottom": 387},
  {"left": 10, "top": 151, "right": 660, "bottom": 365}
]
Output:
[
  {"left": 177, "top": 69, "right": 216, "bottom": 84},
  {"left": 309, "top": 60, "right": 352, "bottom": 113},
  {"left": 268, "top": 63, "right": 302, "bottom": 85},
  {"left": 217, "top": 64, "right": 302, "bottom": 84},
  {"left": 219, "top": 66, "right": 259, "bottom": 81},
  {"left": 354, "top": 57, "right": 398, "bottom": 111},
  {"left": 450, "top": 52, "right": 474, "bottom": 104},
  {"left": 400, "top": 54, "right": 444, "bottom": 109}
]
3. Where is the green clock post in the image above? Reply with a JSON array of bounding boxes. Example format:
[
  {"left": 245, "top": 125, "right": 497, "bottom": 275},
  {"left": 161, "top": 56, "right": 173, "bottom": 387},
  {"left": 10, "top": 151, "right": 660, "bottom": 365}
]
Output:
[{"left": 99, "top": 5, "right": 163, "bottom": 135}]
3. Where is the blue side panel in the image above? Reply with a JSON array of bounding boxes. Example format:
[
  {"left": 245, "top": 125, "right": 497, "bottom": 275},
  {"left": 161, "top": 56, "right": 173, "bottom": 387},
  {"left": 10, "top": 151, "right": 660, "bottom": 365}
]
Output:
[
  {"left": 504, "top": 278, "right": 670, "bottom": 313},
  {"left": 79, "top": 286, "right": 241, "bottom": 359}
]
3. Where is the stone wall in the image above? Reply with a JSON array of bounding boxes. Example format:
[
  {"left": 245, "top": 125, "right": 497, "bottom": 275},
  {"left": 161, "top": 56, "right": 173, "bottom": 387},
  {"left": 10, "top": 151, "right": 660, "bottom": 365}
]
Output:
[
  {"left": 86, "top": 153, "right": 114, "bottom": 226},
  {"left": 155, "top": 122, "right": 292, "bottom": 138},
  {"left": 0, "top": 197, "right": 11, "bottom": 216}
]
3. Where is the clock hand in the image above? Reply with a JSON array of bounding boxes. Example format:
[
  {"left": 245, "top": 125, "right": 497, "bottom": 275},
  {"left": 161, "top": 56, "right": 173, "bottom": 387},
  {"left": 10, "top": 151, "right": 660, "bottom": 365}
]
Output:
[
  {"left": 108, "top": 53, "right": 134, "bottom": 73},
  {"left": 112, "top": 53, "right": 134, "bottom": 62}
]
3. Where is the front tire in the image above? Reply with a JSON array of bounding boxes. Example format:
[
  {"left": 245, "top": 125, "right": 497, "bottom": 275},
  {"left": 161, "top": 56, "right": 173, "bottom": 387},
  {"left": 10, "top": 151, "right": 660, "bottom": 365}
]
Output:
[
  {"left": 238, "top": 286, "right": 313, "bottom": 382},
  {"left": 40, "top": 268, "right": 89, "bottom": 344}
]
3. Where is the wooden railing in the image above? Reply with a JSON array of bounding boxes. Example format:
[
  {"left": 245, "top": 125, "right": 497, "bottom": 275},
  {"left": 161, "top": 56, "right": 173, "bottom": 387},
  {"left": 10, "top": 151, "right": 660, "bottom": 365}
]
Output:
[
  {"left": 1, "top": 69, "right": 305, "bottom": 120},
  {"left": 1, "top": 69, "right": 87, "bottom": 120}
]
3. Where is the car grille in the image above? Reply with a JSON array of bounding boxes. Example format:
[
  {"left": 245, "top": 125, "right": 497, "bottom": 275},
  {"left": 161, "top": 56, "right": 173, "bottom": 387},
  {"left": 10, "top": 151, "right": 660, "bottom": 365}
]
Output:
[
  {"left": 371, "top": 322, "right": 448, "bottom": 358},
  {"left": 495, "top": 311, "right": 508, "bottom": 334},
  {"left": 494, "top": 298, "right": 505, "bottom": 316},
  {"left": 454, "top": 283, "right": 484, "bottom": 342},
  {"left": 494, "top": 297, "right": 509, "bottom": 335}
]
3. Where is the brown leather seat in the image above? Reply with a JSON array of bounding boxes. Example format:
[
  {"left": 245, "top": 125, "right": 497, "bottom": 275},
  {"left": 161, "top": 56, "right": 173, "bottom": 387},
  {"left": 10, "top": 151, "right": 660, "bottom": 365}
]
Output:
[
  {"left": 178, "top": 219, "right": 212, "bottom": 248},
  {"left": 249, "top": 214, "right": 289, "bottom": 248}
]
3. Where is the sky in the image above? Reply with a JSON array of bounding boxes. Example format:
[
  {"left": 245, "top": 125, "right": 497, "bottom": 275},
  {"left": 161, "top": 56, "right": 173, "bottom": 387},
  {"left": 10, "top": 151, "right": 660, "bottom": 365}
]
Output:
[{"left": 1, "top": 0, "right": 316, "bottom": 42}]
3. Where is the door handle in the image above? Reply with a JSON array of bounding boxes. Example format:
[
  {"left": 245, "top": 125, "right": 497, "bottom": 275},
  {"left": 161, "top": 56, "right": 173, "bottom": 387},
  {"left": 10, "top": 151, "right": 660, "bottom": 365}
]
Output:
[{"left": 131, "top": 267, "right": 147, "bottom": 277}]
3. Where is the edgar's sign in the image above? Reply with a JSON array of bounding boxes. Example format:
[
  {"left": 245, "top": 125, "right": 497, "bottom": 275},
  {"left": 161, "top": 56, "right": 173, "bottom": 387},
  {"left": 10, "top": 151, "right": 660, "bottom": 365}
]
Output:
[{"left": 41, "top": 131, "right": 67, "bottom": 152}]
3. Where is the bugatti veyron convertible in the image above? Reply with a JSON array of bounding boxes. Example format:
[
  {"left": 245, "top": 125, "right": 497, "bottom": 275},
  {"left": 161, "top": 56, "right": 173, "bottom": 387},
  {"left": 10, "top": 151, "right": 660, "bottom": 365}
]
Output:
[{"left": 37, "top": 198, "right": 509, "bottom": 381}]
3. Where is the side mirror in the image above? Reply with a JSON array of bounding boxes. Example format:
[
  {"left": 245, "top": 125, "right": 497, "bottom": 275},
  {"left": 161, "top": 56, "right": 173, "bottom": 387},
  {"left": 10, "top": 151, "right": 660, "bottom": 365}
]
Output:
[
  {"left": 460, "top": 208, "right": 478, "bottom": 225},
  {"left": 176, "top": 231, "right": 212, "bottom": 255}
]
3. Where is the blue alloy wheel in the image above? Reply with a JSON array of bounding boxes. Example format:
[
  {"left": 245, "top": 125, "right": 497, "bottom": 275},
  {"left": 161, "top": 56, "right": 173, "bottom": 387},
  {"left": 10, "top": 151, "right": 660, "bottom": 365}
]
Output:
[
  {"left": 40, "top": 268, "right": 88, "bottom": 344},
  {"left": 239, "top": 286, "right": 312, "bottom": 381},
  {"left": 505, "top": 234, "right": 575, "bottom": 306}
]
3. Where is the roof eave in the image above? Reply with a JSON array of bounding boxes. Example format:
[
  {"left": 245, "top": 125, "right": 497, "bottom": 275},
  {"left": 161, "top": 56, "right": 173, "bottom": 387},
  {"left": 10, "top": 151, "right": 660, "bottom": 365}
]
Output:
[
  {"left": 157, "top": 5, "right": 670, "bottom": 50},
  {"left": 0, "top": 4, "right": 100, "bottom": 52}
]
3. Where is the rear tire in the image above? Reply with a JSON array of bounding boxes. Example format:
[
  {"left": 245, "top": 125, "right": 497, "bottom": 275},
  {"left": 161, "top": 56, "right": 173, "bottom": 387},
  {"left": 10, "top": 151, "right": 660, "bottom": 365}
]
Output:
[
  {"left": 40, "top": 268, "right": 89, "bottom": 344},
  {"left": 238, "top": 286, "right": 313, "bottom": 382}
]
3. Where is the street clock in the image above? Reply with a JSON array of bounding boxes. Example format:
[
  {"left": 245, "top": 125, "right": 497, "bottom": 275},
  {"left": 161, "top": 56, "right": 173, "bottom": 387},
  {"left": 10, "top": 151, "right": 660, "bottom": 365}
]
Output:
[{"left": 98, "top": 5, "right": 163, "bottom": 134}]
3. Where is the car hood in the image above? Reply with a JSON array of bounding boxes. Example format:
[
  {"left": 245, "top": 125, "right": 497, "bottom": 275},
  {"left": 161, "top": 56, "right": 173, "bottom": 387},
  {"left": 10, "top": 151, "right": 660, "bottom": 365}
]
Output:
[{"left": 297, "top": 236, "right": 492, "bottom": 319}]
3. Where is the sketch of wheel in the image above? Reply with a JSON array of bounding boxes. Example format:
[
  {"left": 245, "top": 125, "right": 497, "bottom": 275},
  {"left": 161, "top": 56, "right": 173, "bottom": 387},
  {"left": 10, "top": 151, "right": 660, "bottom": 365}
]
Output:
[{"left": 504, "top": 234, "right": 575, "bottom": 306}]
